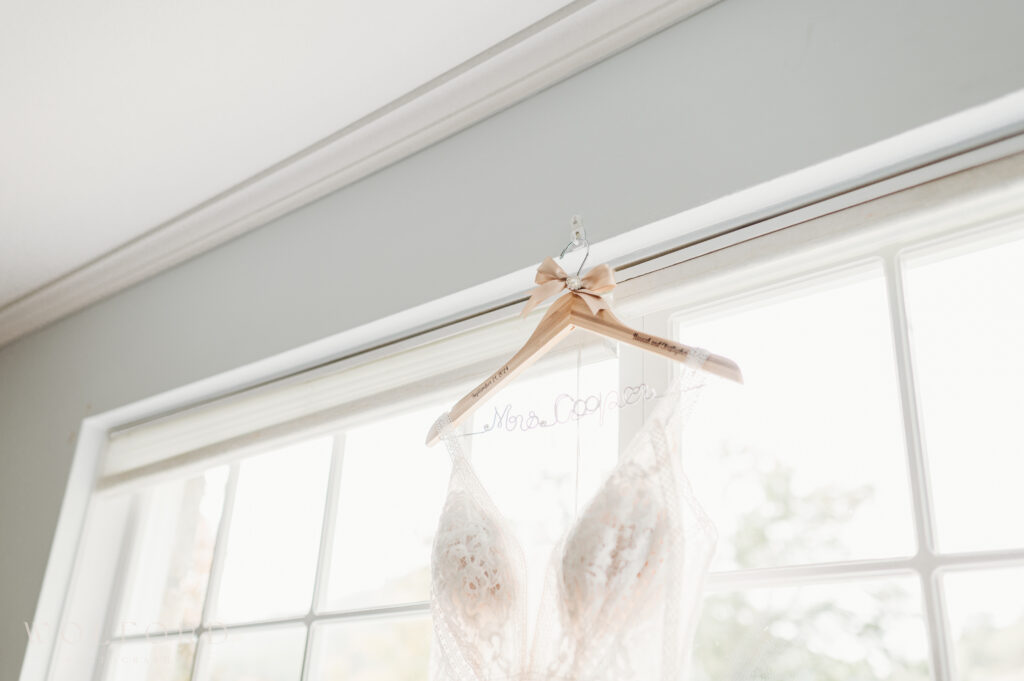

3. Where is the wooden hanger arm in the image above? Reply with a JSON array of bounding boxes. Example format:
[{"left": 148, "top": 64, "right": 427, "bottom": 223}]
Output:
[
  {"left": 569, "top": 301, "right": 743, "bottom": 384},
  {"left": 425, "top": 295, "right": 575, "bottom": 446}
]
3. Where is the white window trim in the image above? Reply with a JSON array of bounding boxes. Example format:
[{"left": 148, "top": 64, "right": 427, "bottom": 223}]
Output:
[{"left": 23, "top": 113, "right": 1024, "bottom": 681}]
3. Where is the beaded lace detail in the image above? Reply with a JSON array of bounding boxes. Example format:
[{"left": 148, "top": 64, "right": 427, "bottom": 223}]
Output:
[{"left": 430, "top": 349, "right": 717, "bottom": 681}]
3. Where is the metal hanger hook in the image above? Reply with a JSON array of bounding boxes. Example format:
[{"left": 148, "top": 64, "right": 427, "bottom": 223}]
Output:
[{"left": 558, "top": 215, "right": 589, "bottom": 276}]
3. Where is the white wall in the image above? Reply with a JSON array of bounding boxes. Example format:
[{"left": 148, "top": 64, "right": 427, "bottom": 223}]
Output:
[{"left": 3, "top": 0, "right": 1024, "bottom": 677}]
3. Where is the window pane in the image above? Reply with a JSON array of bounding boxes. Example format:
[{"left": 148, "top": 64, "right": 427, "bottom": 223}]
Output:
[
  {"left": 102, "top": 637, "right": 195, "bottom": 681},
  {"left": 944, "top": 566, "right": 1024, "bottom": 679},
  {"left": 902, "top": 231, "right": 1024, "bottom": 552},
  {"left": 676, "top": 267, "right": 916, "bottom": 570},
  {"left": 306, "top": 615, "right": 430, "bottom": 680},
  {"left": 213, "top": 438, "right": 332, "bottom": 623},
  {"left": 691, "top": 578, "right": 929, "bottom": 680},
  {"left": 321, "top": 405, "right": 451, "bottom": 612},
  {"left": 194, "top": 625, "right": 306, "bottom": 681},
  {"left": 320, "top": 352, "right": 619, "bottom": 616},
  {"left": 117, "top": 467, "right": 228, "bottom": 635}
]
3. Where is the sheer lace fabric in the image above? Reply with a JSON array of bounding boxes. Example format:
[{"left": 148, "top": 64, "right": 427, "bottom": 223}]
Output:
[{"left": 430, "top": 350, "right": 717, "bottom": 681}]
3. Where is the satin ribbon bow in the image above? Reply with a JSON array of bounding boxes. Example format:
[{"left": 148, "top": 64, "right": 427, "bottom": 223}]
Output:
[{"left": 520, "top": 257, "right": 616, "bottom": 317}]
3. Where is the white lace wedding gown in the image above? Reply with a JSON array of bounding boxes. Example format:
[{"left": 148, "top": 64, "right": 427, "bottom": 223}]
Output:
[{"left": 429, "top": 349, "right": 717, "bottom": 681}]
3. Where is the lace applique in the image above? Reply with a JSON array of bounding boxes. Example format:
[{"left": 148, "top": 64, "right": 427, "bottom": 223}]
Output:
[{"left": 431, "top": 414, "right": 527, "bottom": 681}]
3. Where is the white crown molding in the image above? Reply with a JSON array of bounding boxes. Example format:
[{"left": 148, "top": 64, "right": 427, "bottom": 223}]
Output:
[{"left": 0, "top": 0, "right": 718, "bottom": 349}]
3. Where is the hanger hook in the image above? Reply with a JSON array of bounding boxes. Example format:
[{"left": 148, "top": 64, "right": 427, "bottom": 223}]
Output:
[{"left": 558, "top": 215, "right": 589, "bottom": 276}]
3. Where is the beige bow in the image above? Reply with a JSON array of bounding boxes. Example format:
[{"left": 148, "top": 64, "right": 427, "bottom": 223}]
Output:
[{"left": 520, "top": 257, "right": 616, "bottom": 317}]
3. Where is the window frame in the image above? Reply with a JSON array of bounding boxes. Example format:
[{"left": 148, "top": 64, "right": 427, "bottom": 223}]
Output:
[
  {"left": 29, "top": 142, "right": 1024, "bottom": 681},
  {"left": 612, "top": 174, "right": 1024, "bottom": 681}
]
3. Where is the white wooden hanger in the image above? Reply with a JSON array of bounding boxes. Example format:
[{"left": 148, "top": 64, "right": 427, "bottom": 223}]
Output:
[{"left": 425, "top": 222, "right": 742, "bottom": 446}]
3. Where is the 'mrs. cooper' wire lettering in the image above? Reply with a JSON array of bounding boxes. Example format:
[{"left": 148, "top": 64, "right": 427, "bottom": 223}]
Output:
[{"left": 464, "top": 382, "right": 657, "bottom": 437}]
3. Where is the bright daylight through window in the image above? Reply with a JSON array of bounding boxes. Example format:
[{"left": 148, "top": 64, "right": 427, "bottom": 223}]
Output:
[{"left": 44, "top": 176, "right": 1024, "bottom": 681}]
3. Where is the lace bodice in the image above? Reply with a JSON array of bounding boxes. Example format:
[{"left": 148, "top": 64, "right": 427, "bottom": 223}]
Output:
[{"left": 430, "top": 350, "right": 717, "bottom": 681}]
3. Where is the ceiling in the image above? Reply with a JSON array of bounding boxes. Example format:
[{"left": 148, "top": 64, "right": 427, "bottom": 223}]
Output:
[
  {"left": 0, "top": 0, "right": 716, "bottom": 346},
  {"left": 0, "top": 0, "right": 573, "bottom": 304}
]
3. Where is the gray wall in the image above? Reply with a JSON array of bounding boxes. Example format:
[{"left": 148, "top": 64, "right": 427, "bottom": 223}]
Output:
[{"left": 3, "top": 0, "right": 1024, "bottom": 677}]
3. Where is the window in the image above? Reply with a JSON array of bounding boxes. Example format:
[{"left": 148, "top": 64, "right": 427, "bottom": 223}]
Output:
[
  {"left": 41, "top": 158, "right": 1024, "bottom": 681},
  {"left": 660, "top": 215, "right": 1024, "bottom": 679}
]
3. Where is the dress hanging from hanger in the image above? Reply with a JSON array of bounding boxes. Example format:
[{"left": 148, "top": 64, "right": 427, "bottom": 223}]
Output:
[{"left": 428, "top": 348, "right": 718, "bottom": 681}]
